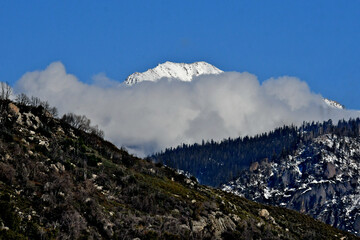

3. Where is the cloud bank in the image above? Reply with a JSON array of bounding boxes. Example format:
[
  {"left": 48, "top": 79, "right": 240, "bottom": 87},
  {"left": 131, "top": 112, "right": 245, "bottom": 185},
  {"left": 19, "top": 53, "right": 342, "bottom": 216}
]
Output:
[{"left": 15, "top": 62, "right": 360, "bottom": 156}]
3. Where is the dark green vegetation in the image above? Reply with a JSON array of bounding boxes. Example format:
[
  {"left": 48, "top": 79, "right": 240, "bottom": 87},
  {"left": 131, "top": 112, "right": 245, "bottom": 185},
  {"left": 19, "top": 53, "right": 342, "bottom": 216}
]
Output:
[
  {"left": 0, "top": 99, "right": 357, "bottom": 239},
  {"left": 152, "top": 119, "right": 360, "bottom": 186}
]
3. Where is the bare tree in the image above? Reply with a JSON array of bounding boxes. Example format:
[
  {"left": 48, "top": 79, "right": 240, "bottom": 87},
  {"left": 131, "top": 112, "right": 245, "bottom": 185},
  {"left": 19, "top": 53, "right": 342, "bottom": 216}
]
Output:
[
  {"left": 16, "top": 94, "right": 58, "bottom": 117},
  {"left": 90, "top": 125, "right": 105, "bottom": 139},
  {"left": 39, "top": 100, "right": 58, "bottom": 117},
  {"left": 62, "top": 113, "right": 104, "bottom": 138},
  {"left": 15, "top": 93, "right": 31, "bottom": 106},
  {"left": 0, "top": 82, "right": 12, "bottom": 100},
  {"left": 48, "top": 106, "right": 58, "bottom": 117},
  {"left": 62, "top": 113, "right": 90, "bottom": 130},
  {"left": 30, "top": 96, "right": 42, "bottom": 107}
]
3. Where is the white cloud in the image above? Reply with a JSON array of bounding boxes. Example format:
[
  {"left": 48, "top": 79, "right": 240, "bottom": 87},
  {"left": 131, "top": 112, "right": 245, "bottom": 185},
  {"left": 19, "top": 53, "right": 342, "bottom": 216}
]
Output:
[{"left": 14, "top": 62, "right": 360, "bottom": 156}]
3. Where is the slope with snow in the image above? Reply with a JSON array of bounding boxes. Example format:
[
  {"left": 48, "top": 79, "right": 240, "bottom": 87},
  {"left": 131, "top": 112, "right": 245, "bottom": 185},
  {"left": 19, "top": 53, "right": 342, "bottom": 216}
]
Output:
[
  {"left": 125, "top": 61, "right": 223, "bottom": 85},
  {"left": 222, "top": 134, "right": 360, "bottom": 235}
]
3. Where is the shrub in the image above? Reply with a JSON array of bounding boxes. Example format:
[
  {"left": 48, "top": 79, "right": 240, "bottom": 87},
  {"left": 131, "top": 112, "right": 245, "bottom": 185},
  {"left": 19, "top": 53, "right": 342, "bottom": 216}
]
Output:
[{"left": 0, "top": 162, "right": 16, "bottom": 185}]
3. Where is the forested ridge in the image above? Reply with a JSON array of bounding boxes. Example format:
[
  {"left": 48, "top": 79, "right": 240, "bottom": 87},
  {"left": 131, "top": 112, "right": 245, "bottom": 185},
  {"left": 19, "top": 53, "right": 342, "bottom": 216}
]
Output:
[{"left": 152, "top": 118, "right": 360, "bottom": 187}]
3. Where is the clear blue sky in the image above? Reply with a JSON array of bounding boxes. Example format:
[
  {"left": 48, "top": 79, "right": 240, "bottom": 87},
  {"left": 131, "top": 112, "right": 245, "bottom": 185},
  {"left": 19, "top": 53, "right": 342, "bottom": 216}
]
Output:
[{"left": 1, "top": 0, "right": 359, "bottom": 109}]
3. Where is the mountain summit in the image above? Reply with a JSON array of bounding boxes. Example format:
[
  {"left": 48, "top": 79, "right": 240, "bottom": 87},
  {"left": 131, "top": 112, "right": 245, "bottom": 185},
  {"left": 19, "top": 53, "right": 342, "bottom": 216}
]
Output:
[
  {"left": 125, "top": 61, "right": 223, "bottom": 85},
  {"left": 125, "top": 61, "right": 346, "bottom": 110}
]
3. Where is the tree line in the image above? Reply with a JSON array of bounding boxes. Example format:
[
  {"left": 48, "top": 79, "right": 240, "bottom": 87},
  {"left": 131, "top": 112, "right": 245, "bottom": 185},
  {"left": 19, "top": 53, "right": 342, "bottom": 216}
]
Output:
[
  {"left": 151, "top": 118, "right": 360, "bottom": 187},
  {"left": 0, "top": 81, "right": 104, "bottom": 139}
]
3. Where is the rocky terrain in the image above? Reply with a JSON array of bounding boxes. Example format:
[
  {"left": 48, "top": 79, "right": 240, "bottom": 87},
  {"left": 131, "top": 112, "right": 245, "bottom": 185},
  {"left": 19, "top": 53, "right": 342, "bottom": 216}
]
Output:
[
  {"left": 223, "top": 133, "right": 360, "bottom": 236},
  {"left": 0, "top": 98, "right": 357, "bottom": 239}
]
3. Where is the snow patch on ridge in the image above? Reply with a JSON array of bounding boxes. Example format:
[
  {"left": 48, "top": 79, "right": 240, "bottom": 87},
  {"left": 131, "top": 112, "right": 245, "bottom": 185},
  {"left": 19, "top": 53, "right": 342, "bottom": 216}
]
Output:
[{"left": 324, "top": 98, "right": 345, "bottom": 109}]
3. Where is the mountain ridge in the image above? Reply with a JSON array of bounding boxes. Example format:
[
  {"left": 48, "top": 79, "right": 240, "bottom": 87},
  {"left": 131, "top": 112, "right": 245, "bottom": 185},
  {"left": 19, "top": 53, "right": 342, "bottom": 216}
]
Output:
[
  {"left": 125, "top": 61, "right": 346, "bottom": 110},
  {"left": 125, "top": 61, "right": 223, "bottom": 85}
]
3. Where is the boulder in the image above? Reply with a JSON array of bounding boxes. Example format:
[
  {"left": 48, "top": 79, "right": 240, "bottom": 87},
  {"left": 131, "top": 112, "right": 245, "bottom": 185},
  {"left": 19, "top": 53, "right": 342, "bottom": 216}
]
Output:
[
  {"left": 192, "top": 217, "right": 207, "bottom": 233},
  {"left": 249, "top": 162, "right": 259, "bottom": 172},
  {"left": 324, "top": 162, "right": 336, "bottom": 179},
  {"left": 8, "top": 103, "right": 20, "bottom": 116},
  {"left": 258, "top": 209, "right": 270, "bottom": 218}
]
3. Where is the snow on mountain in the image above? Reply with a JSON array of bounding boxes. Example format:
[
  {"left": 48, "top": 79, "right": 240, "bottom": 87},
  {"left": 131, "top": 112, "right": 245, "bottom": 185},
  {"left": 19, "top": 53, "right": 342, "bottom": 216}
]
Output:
[
  {"left": 324, "top": 98, "right": 345, "bottom": 109},
  {"left": 125, "top": 61, "right": 223, "bottom": 85},
  {"left": 222, "top": 134, "right": 360, "bottom": 235},
  {"left": 125, "top": 61, "right": 347, "bottom": 111}
]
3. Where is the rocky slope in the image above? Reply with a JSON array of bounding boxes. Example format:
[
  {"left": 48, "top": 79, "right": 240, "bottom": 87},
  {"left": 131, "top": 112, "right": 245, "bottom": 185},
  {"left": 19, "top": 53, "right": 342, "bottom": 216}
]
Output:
[
  {"left": 223, "top": 133, "right": 360, "bottom": 236},
  {"left": 0, "top": 99, "right": 357, "bottom": 239},
  {"left": 125, "top": 61, "right": 223, "bottom": 85}
]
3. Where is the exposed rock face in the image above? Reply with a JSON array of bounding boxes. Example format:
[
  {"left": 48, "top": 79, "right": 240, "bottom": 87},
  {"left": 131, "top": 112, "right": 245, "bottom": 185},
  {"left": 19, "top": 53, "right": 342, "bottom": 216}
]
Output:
[
  {"left": 249, "top": 161, "right": 259, "bottom": 172},
  {"left": 23, "top": 112, "right": 42, "bottom": 129},
  {"left": 259, "top": 209, "right": 270, "bottom": 218},
  {"left": 8, "top": 103, "right": 20, "bottom": 116},
  {"left": 192, "top": 218, "right": 207, "bottom": 233},
  {"left": 223, "top": 134, "right": 360, "bottom": 236}
]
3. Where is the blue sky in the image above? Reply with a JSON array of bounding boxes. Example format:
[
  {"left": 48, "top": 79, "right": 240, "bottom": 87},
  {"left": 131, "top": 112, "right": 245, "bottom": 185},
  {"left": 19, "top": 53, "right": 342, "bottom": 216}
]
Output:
[{"left": 1, "top": 0, "right": 359, "bottom": 109}]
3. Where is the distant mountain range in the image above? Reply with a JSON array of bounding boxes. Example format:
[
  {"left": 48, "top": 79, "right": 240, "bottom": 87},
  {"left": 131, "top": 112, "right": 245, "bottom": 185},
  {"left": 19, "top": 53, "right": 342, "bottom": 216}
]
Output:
[{"left": 125, "top": 61, "right": 345, "bottom": 109}]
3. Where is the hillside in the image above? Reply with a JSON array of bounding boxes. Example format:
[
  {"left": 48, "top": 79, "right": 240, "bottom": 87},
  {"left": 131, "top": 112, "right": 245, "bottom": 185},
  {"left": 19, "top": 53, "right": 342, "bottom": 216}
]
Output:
[
  {"left": 153, "top": 117, "right": 360, "bottom": 235},
  {"left": 152, "top": 119, "right": 360, "bottom": 187},
  {"left": 152, "top": 126, "right": 301, "bottom": 186},
  {"left": 222, "top": 133, "right": 360, "bottom": 236},
  {"left": 0, "top": 98, "right": 356, "bottom": 239}
]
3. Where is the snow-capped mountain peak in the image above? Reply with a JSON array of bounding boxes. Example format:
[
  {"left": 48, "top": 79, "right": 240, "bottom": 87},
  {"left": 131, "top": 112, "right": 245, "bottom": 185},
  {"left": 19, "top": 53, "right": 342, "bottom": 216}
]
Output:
[
  {"left": 125, "top": 61, "right": 347, "bottom": 111},
  {"left": 125, "top": 61, "right": 223, "bottom": 85}
]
